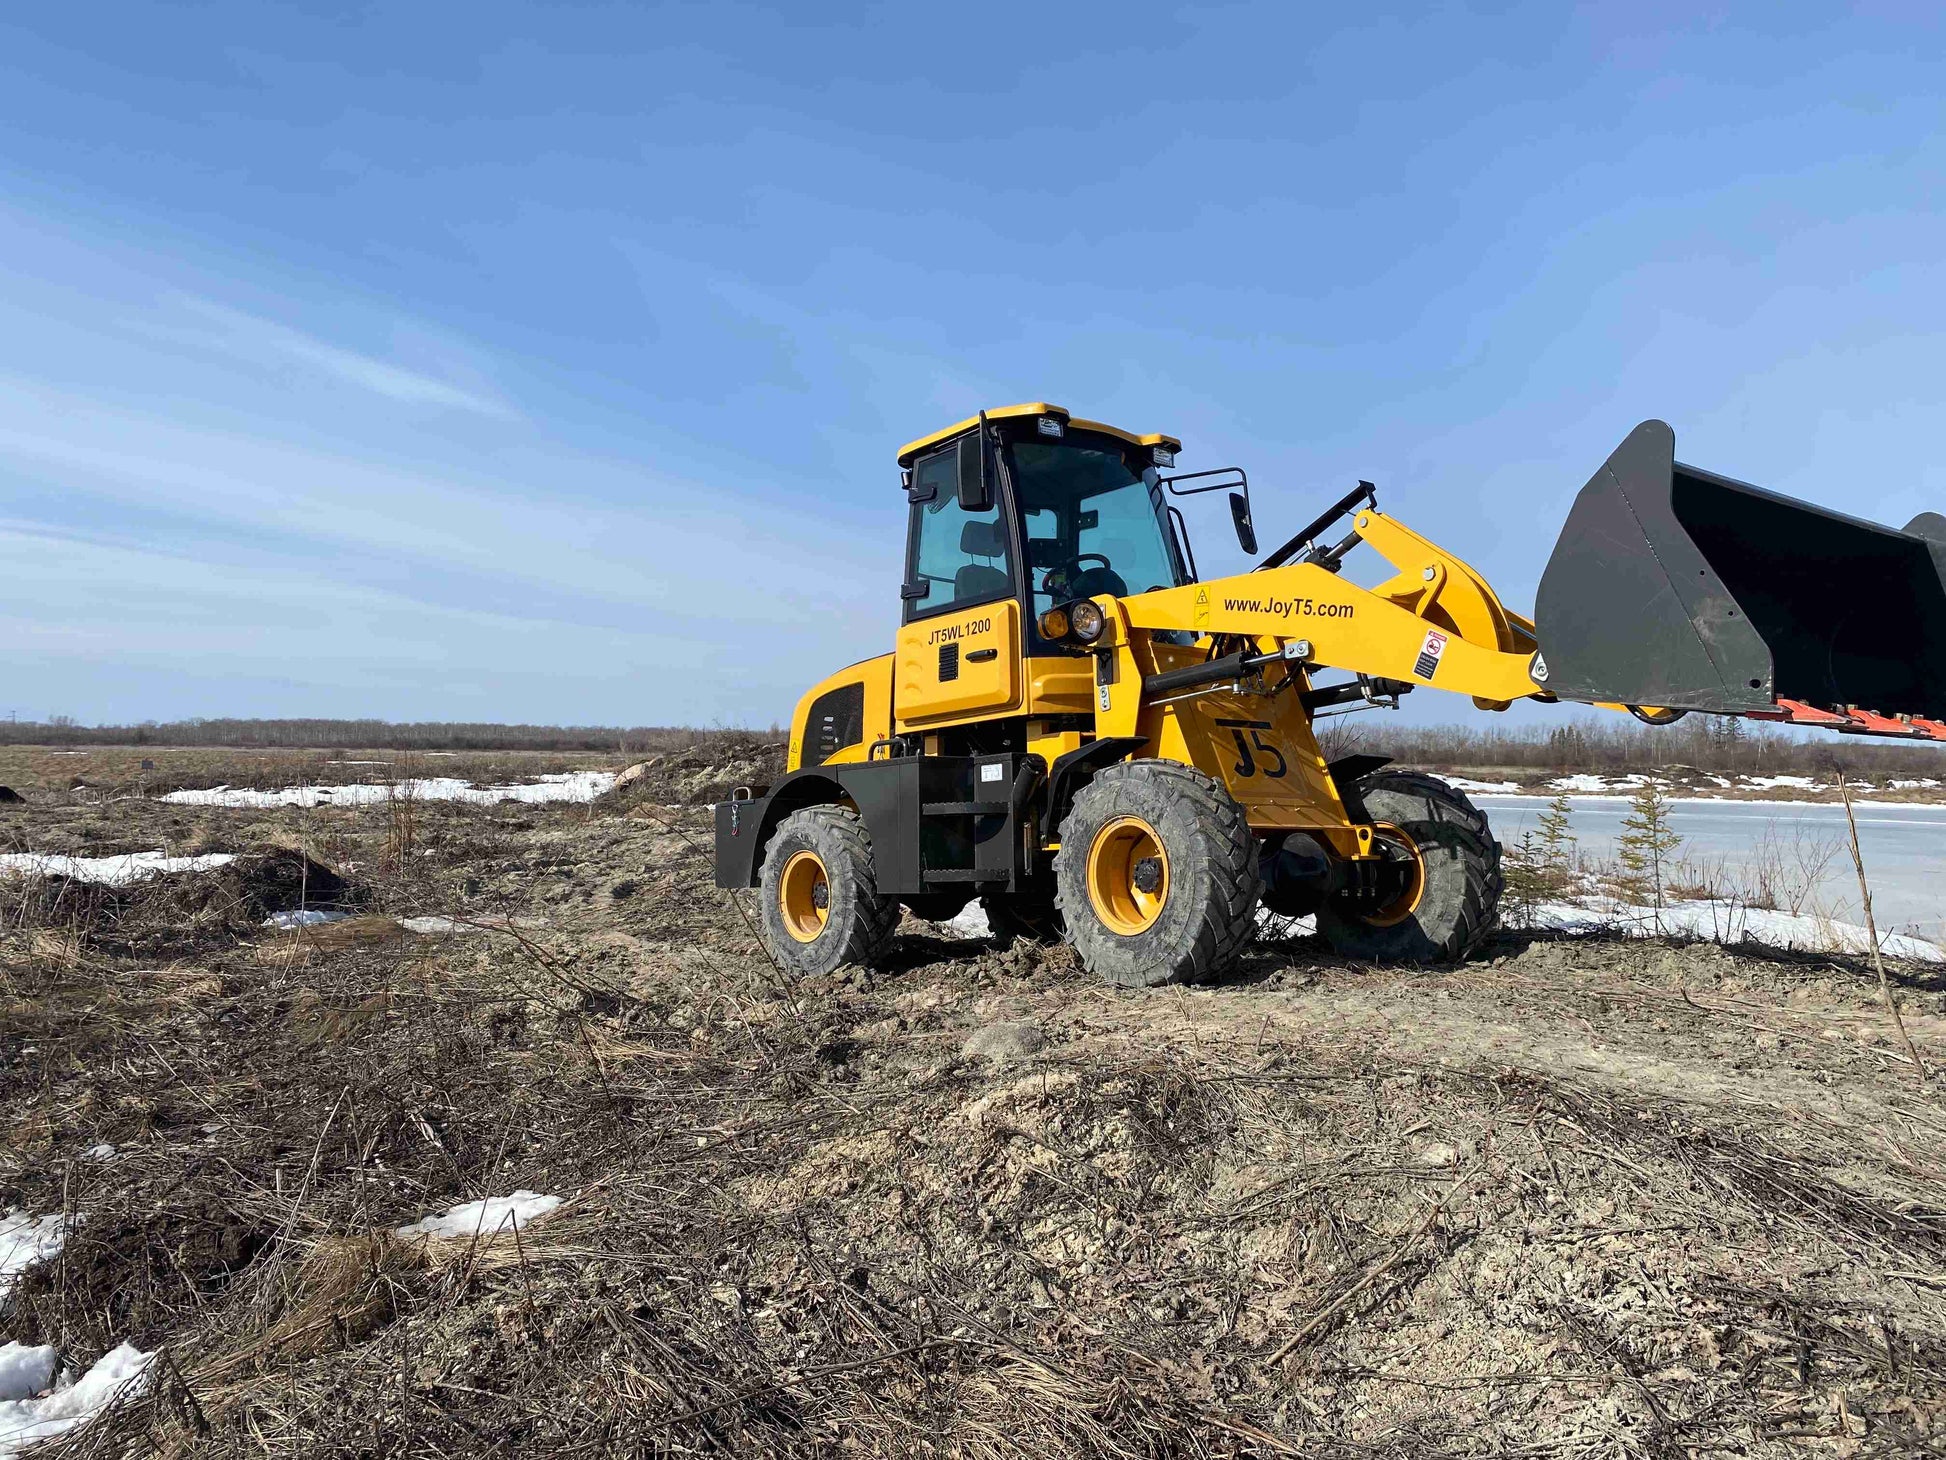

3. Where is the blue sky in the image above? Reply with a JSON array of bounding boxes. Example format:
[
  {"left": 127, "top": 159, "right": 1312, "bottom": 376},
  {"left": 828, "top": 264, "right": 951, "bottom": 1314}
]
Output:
[{"left": 2, "top": 3, "right": 1943, "bottom": 728}]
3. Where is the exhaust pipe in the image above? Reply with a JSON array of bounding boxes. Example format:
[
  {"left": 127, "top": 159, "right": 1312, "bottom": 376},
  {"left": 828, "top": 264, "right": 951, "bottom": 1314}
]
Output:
[{"left": 1535, "top": 420, "right": 1946, "bottom": 725}]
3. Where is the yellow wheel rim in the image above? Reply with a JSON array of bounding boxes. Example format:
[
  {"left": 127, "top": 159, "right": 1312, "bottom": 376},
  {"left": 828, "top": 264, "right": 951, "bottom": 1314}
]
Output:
[
  {"left": 1361, "top": 823, "right": 1426, "bottom": 928},
  {"left": 1086, "top": 816, "right": 1170, "bottom": 935},
  {"left": 778, "top": 850, "right": 830, "bottom": 942}
]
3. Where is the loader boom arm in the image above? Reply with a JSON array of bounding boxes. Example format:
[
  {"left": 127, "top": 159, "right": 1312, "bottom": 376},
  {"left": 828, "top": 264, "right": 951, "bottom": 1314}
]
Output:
[{"left": 1115, "top": 507, "right": 1543, "bottom": 707}]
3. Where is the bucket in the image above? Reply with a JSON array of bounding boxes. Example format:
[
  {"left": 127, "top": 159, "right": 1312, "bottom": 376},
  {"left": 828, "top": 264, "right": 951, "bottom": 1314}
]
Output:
[{"left": 1535, "top": 420, "right": 1946, "bottom": 721}]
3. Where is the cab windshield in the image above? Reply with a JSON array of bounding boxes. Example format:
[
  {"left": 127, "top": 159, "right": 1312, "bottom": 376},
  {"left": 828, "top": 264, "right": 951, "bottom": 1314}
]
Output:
[{"left": 1009, "top": 433, "right": 1191, "bottom": 627}]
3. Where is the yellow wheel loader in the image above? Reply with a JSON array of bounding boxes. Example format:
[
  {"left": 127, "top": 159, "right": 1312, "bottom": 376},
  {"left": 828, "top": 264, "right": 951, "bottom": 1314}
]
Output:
[{"left": 716, "top": 405, "right": 1946, "bottom": 985}]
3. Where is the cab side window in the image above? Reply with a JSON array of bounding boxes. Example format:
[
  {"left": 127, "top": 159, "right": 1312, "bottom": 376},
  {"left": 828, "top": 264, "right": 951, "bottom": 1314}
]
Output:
[{"left": 904, "top": 445, "right": 1014, "bottom": 619}]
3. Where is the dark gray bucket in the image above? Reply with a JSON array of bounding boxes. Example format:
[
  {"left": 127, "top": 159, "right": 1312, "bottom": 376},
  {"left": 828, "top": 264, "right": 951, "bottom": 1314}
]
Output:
[{"left": 1535, "top": 420, "right": 1946, "bottom": 719}]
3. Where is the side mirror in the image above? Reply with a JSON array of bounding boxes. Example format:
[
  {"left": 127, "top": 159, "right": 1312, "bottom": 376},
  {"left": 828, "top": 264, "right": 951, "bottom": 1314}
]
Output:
[
  {"left": 957, "top": 434, "right": 990, "bottom": 512},
  {"left": 1229, "top": 491, "right": 1258, "bottom": 555}
]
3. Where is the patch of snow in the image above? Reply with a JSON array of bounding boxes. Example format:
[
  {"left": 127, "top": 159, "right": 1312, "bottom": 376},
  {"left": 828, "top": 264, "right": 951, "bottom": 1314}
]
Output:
[
  {"left": 1444, "top": 777, "right": 1521, "bottom": 794},
  {"left": 0, "top": 1345, "right": 56, "bottom": 1403},
  {"left": 163, "top": 771, "right": 616, "bottom": 809},
  {"left": 0, "top": 1212, "right": 74, "bottom": 1297},
  {"left": 1738, "top": 775, "right": 1824, "bottom": 791},
  {"left": 1525, "top": 898, "right": 1944, "bottom": 962},
  {"left": 1889, "top": 778, "right": 1940, "bottom": 790},
  {"left": 0, "top": 1343, "right": 154, "bottom": 1457},
  {"left": 397, "top": 1191, "right": 563, "bottom": 1241},
  {"left": 938, "top": 903, "right": 991, "bottom": 939},
  {"left": 80, "top": 1143, "right": 116, "bottom": 1161},
  {"left": 1257, "top": 908, "right": 1317, "bottom": 935},
  {"left": 262, "top": 909, "right": 351, "bottom": 929},
  {"left": 400, "top": 914, "right": 546, "bottom": 936},
  {"left": 1705, "top": 774, "right": 1733, "bottom": 787},
  {"left": 0, "top": 851, "right": 234, "bottom": 886},
  {"left": 1548, "top": 774, "right": 1612, "bottom": 793}
]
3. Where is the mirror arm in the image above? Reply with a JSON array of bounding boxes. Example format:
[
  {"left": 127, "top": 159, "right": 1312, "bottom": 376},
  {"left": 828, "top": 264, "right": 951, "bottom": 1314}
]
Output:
[{"left": 1166, "top": 504, "right": 1199, "bottom": 580}]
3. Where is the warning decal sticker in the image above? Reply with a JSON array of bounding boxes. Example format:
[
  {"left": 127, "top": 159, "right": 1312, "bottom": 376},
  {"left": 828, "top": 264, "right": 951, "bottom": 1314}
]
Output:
[
  {"left": 1412, "top": 629, "right": 1449, "bottom": 681},
  {"left": 1192, "top": 586, "right": 1210, "bottom": 631}
]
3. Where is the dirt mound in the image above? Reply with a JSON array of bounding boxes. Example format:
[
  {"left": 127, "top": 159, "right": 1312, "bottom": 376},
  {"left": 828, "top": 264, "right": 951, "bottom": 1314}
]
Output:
[{"left": 602, "top": 736, "right": 785, "bottom": 809}]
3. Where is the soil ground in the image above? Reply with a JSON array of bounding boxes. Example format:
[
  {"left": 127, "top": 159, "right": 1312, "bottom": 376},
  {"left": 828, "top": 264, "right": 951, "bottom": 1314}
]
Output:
[{"left": 2, "top": 744, "right": 1943, "bottom": 1456}]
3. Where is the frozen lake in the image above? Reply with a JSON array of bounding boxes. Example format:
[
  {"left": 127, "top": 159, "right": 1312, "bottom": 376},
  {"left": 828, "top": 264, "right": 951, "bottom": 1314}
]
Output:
[{"left": 1474, "top": 795, "right": 1946, "bottom": 946}]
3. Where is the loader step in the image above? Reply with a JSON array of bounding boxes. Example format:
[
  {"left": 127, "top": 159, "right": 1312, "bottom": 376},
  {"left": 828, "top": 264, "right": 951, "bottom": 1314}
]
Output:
[{"left": 922, "top": 800, "right": 1011, "bottom": 814}]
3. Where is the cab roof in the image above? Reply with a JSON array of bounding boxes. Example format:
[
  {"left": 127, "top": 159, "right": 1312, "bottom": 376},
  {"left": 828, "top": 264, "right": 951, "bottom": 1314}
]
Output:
[{"left": 895, "top": 402, "right": 1182, "bottom": 468}]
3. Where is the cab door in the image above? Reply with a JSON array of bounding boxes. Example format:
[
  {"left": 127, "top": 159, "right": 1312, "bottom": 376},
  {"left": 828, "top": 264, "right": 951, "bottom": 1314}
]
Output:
[{"left": 893, "top": 437, "right": 1024, "bottom": 728}]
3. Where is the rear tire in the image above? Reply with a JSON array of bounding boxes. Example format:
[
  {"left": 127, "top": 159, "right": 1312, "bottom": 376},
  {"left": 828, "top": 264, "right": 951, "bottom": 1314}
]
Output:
[
  {"left": 981, "top": 893, "right": 1065, "bottom": 949},
  {"left": 1316, "top": 771, "right": 1501, "bottom": 963},
  {"left": 758, "top": 806, "right": 900, "bottom": 977},
  {"left": 1055, "top": 761, "right": 1262, "bottom": 988}
]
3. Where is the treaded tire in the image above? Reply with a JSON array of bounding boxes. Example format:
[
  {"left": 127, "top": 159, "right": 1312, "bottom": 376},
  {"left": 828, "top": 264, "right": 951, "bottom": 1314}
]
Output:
[
  {"left": 757, "top": 806, "right": 900, "bottom": 977},
  {"left": 1316, "top": 770, "right": 1501, "bottom": 963},
  {"left": 981, "top": 894, "right": 1065, "bottom": 949},
  {"left": 1055, "top": 760, "right": 1263, "bottom": 988}
]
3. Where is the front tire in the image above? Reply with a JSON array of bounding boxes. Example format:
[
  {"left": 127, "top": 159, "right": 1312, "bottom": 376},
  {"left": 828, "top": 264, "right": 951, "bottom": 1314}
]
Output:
[
  {"left": 1316, "top": 771, "right": 1501, "bottom": 962},
  {"left": 758, "top": 806, "right": 900, "bottom": 977},
  {"left": 1055, "top": 761, "right": 1262, "bottom": 988}
]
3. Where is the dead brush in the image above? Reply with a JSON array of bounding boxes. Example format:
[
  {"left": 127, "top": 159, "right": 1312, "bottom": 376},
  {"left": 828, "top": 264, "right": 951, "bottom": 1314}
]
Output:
[
  {"left": 1510, "top": 1073, "right": 1946, "bottom": 1263},
  {"left": 380, "top": 752, "right": 421, "bottom": 881},
  {"left": 11, "top": 745, "right": 1946, "bottom": 1459}
]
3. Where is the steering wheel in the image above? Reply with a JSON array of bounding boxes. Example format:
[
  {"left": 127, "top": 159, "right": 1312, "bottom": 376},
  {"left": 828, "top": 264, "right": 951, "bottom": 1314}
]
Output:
[{"left": 1042, "top": 553, "right": 1116, "bottom": 600}]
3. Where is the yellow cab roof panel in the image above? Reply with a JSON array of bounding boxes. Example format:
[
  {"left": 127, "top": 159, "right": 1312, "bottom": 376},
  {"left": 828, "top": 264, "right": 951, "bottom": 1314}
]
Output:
[{"left": 896, "top": 402, "right": 1181, "bottom": 467}]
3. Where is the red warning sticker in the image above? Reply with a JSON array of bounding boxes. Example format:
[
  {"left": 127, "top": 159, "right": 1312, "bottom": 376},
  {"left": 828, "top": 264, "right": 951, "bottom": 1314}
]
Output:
[{"left": 1413, "top": 629, "right": 1449, "bottom": 680}]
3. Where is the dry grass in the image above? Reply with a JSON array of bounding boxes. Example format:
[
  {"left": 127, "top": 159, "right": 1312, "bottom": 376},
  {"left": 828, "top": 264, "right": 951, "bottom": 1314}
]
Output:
[{"left": 2, "top": 747, "right": 1943, "bottom": 1456}]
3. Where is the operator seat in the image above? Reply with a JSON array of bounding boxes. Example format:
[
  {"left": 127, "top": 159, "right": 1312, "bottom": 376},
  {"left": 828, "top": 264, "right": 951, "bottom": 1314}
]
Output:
[
  {"left": 954, "top": 520, "right": 1013, "bottom": 603},
  {"left": 1066, "top": 563, "right": 1129, "bottom": 599}
]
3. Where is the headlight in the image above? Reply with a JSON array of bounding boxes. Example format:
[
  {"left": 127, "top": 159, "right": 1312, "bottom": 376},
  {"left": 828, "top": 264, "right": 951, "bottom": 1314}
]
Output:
[
  {"left": 1068, "top": 598, "right": 1105, "bottom": 643},
  {"left": 1038, "top": 606, "right": 1071, "bottom": 641}
]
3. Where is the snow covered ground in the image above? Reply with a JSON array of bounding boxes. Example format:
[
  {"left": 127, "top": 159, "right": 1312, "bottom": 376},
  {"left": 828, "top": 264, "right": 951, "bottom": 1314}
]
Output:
[
  {"left": 0, "top": 851, "right": 234, "bottom": 886},
  {"left": 0, "top": 1342, "right": 153, "bottom": 1458},
  {"left": 163, "top": 770, "right": 617, "bottom": 809},
  {"left": 397, "top": 1192, "right": 563, "bottom": 1240},
  {"left": 0, "top": 1212, "right": 73, "bottom": 1298},
  {"left": 1522, "top": 898, "right": 1944, "bottom": 961},
  {"left": 259, "top": 912, "right": 550, "bottom": 934},
  {"left": 262, "top": 908, "right": 351, "bottom": 929}
]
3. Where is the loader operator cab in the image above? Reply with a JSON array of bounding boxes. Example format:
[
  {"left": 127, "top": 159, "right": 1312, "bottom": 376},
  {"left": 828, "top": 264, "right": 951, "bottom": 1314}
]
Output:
[{"left": 900, "top": 404, "right": 1194, "bottom": 656}]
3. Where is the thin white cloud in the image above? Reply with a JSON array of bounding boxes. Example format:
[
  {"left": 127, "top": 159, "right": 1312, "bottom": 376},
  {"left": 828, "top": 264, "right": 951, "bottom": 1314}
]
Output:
[
  {"left": 173, "top": 296, "right": 517, "bottom": 418},
  {"left": 0, "top": 371, "right": 880, "bottom": 599}
]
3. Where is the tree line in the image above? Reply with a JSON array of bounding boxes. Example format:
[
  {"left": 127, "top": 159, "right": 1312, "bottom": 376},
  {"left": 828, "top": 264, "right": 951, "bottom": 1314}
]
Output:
[
  {"left": 1353, "top": 712, "right": 1946, "bottom": 778},
  {"left": 8, "top": 710, "right": 1946, "bottom": 777},
  {"left": 0, "top": 718, "right": 775, "bottom": 753}
]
